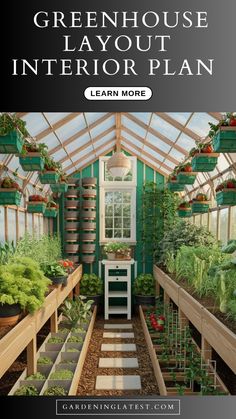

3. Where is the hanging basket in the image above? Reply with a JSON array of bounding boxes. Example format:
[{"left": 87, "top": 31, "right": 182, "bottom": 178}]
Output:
[
  {"left": 178, "top": 208, "right": 192, "bottom": 218},
  {"left": 44, "top": 208, "right": 58, "bottom": 218},
  {"left": 191, "top": 153, "right": 219, "bottom": 172},
  {"left": 19, "top": 153, "right": 45, "bottom": 171},
  {"left": 51, "top": 183, "right": 68, "bottom": 193},
  {"left": 27, "top": 201, "right": 46, "bottom": 214},
  {"left": 0, "top": 131, "right": 24, "bottom": 154},
  {"left": 39, "top": 171, "right": 60, "bottom": 184},
  {"left": 0, "top": 189, "right": 22, "bottom": 206},
  {"left": 177, "top": 172, "right": 197, "bottom": 185},
  {"left": 213, "top": 127, "right": 236, "bottom": 152},
  {"left": 167, "top": 182, "right": 185, "bottom": 192},
  {"left": 216, "top": 189, "right": 236, "bottom": 206},
  {"left": 192, "top": 201, "right": 210, "bottom": 214}
]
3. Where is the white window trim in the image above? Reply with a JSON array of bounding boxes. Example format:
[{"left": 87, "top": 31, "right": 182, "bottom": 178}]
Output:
[
  {"left": 99, "top": 156, "right": 137, "bottom": 187},
  {"left": 100, "top": 185, "right": 136, "bottom": 244}
]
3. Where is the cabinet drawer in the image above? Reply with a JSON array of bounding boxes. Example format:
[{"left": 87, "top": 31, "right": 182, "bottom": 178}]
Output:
[{"left": 107, "top": 276, "right": 129, "bottom": 282}]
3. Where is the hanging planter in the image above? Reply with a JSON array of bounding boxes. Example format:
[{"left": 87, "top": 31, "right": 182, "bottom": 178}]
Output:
[
  {"left": 0, "top": 114, "right": 28, "bottom": 154},
  {"left": 208, "top": 112, "right": 236, "bottom": 152},
  {"left": 65, "top": 199, "right": 79, "bottom": 209},
  {"left": 189, "top": 143, "right": 219, "bottom": 172},
  {"left": 191, "top": 193, "right": 210, "bottom": 214},
  {"left": 82, "top": 177, "right": 97, "bottom": 187},
  {"left": 81, "top": 254, "right": 96, "bottom": 264},
  {"left": 178, "top": 202, "right": 192, "bottom": 218},
  {"left": 0, "top": 178, "right": 22, "bottom": 206},
  {"left": 167, "top": 181, "right": 185, "bottom": 192},
  {"left": 19, "top": 142, "right": 48, "bottom": 171},
  {"left": 27, "top": 195, "right": 47, "bottom": 214},
  {"left": 44, "top": 202, "right": 58, "bottom": 218},
  {"left": 65, "top": 188, "right": 78, "bottom": 198},
  {"left": 176, "top": 164, "right": 197, "bottom": 185},
  {"left": 39, "top": 171, "right": 60, "bottom": 185},
  {"left": 216, "top": 179, "right": 236, "bottom": 206},
  {"left": 82, "top": 189, "right": 97, "bottom": 198},
  {"left": 51, "top": 182, "right": 68, "bottom": 193}
]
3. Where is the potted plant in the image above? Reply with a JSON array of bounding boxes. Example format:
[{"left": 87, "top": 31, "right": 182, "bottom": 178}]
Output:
[
  {"left": 65, "top": 243, "right": 79, "bottom": 254},
  {"left": 19, "top": 141, "right": 48, "bottom": 171},
  {"left": 44, "top": 201, "right": 58, "bottom": 218},
  {"left": 0, "top": 113, "right": 28, "bottom": 154},
  {"left": 178, "top": 201, "right": 192, "bottom": 218},
  {"left": 27, "top": 194, "right": 47, "bottom": 214},
  {"left": 166, "top": 175, "right": 185, "bottom": 192},
  {"left": 61, "top": 296, "right": 93, "bottom": 329},
  {"left": 191, "top": 193, "right": 210, "bottom": 213},
  {"left": 39, "top": 157, "right": 61, "bottom": 184},
  {"left": 43, "top": 262, "right": 68, "bottom": 286},
  {"left": 51, "top": 173, "right": 69, "bottom": 193},
  {"left": 80, "top": 273, "right": 103, "bottom": 310},
  {"left": 176, "top": 163, "right": 197, "bottom": 185},
  {"left": 59, "top": 259, "right": 75, "bottom": 274},
  {"left": 0, "top": 257, "right": 51, "bottom": 326},
  {"left": 0, "top": 176, "right": 22, "bottom": 206},
  {"left": 104, "top": 242, "right": 131, "bottom": 260},
  {"left": 209, "top": 112, "right": 236, "bottom": 152},
  {"left": 134, "top": 274, "right": 155, "bottom": 307},
  {"left": 216, "top": 178, "right": 236, "bottom": 206},
  {"left": 81, "top": 254, "right": 96, "bottom": 263},
  {"left": 190, "top": 141, "right": 219, "bottom": 172}
]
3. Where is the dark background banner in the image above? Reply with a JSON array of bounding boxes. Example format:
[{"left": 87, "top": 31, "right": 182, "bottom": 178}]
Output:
[{"left": 1, "top": 0, "right": 236, "bottom": 111}]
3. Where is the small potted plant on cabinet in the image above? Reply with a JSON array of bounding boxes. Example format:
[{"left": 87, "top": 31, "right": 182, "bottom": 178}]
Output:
[
  {"left": 0, "top": 176, "right": 22, "bottom": 206},
  {"left": 104, "top": 242, "right": 131, "bottom": 260},
  {"left": 0, "top": 113, "right": 28, "bottom": 154},
  {"left": 134, "top": 273, "right": 155, "bottom": 308},
  {"left": 19, "top": 141, "right": 48, "bottom": 171},
  {"left": 80, "top": 273, "right": 103, "bottom": 312}
]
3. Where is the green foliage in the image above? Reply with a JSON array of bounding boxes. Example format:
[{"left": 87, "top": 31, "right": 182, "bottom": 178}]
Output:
[
  {"left": 68, "top": 335, "right": 83, "bottom": 343},
  {"left": 50, "top": 369, "right": 73, "bottom": 380},
  {"left": 59, "top": 359, "right": 76, "bottom": 364},
  {"left": 43, "top": 262, "right": 67, "bottom": 278},
  {"left": 80, "top": 273, "right": 103, "bottom": 296},
  {"left": 0, "top": 257, "right": 51, "bottom": 313},
  {"left": 61, "top": 296, "right": 93, "bottom": 329},
  {"left": 0, "top": 113, "right": 28, "bottom": 137},
  {"left": 44, "top": 386, "right": 68, "bottom": 396},
  {"left": 26, "top": 372, "right": 45, "bottom": 381},
  {"left": 38, "top": 356, "right": 53, "bottom": 365},
  {"left": 67, "top": 348, "right": 80, "bottom": 353},
  {"left": 0, "top": 241, "right": 16, "bottom": 265},
  {"left": 222, "top": 239, "right": 236, "bottom": 254},
  {"left": 134, "top": 274, "right": 155, "bottom": 296},
  {"left": 48, "top": 337, "right": 64, "bottom": 344},
  {"left": 72, "top": 327, "right": 85, "bottom": 334},
  {"left": 14, "top": 385, "right": 39, "bottom": 396},
  {"left": 227, "top": 300, "right": 236, "bottom": 320},
  {"left": 104, "top": 242, "right": 130, "bottom": 253},
  {"left": 208, "top": 258, "right": 236, "bottom": 313}
]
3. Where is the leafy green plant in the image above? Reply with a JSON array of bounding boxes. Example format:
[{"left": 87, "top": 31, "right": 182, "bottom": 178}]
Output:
[
  {"left": 14, "top": 385, "right": 39, "bottom": 396},
  {"left": 37, "top": 356, "right": 53, "bottom": 365},
  {"left": 44, "top": 386, "right": 68, "bottom": 396},
  {"left": 134, "top": 274, "right": 155, "bottom": 296},
  {"left": 43, "top": 262, "right": 67, "bottom": 278},
  {"left": 222, "top": 239, "right": 236, "bottom": 254},
  {"left": 26, "top": 372, "right": 45, "bottom": 381},
  {"left": 0, "top": 241, "right": 16, "bottom": 265},
  {"left": 48, "top": 337, "right": 64, "bottom": 344},
  {"left": 61, "top": 296, "right": 93, "bottom": 329},
  {"left": 50, "top": 369, "right": 73, "bottom": 380},
  {"left": 67, "top": 348, "right": 80, "bottom": 353},
  {"left": 59, "top": 359, "right": 76, "bottom": 364},
  {"left": 80, "top": 273, "right": 103, "bottom": 296},
  {"left": 68, "top": 336, "right": 83, "bottom": 343},
  {"left": 104, "top": 242, "right": 130, "bottom": 254},
  {"left": 0, "top": 113, "right": 28, "bottom": 137},
  {"left": 0, "top": 257, "right": 51, "bottom": 313},
  {"left": 72, "top": 327, "right": 85, "bottom": 334},
  {"left": 208, "top": 258, "right": 236, "bottom": 313}
]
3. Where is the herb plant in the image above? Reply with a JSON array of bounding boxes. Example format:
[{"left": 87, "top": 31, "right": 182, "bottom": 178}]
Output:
[
  {"left": 134, "top": 274, "right": 155, "bottom": 296},
  {"left": 50, "top": 369, "right": 73, "bottom": 380},
  {"left": 14, "top": 385, "right": 39, "bottom": 396},
  {"left": 37, "top": 356, "right": 53, "bottom": 365},
  {"left": 80, "top": 273, "right": 103, "bottom": 296},
  {"left": 26, "top": 372, "right": 46, "bottom": 381},
  {"left": 61, "top": 296, "right": 93, "bottom": 329},
  {"left": 44, "top": 386, "right": 68, "bottom": 396}
]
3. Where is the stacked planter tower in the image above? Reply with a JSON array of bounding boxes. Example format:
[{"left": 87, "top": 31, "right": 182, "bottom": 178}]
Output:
[
  {"left": 81, "top": 177, "right": 97, "bottom": 264},
  {"left": 64, "top": 178, "right": 80, "bottom": 265}
]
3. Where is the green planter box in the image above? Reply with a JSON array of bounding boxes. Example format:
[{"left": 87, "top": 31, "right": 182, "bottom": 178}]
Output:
[
  {"left": 191, "top": 153, "right": 219, "bottom": 172},
  {"left": 39, "top": 171, "right": 60, "bottom": 184},
  {"left": 213, "top": 128, "right": 236, "bottom": 152},
  {"left": 0, "top": 131, "right": 24, "bottom": 154},
  {"left": 177, "top": 172, "right": 197, "bottom": 185},
  {"left": 192, "top": 202, "right": 210, "bottom": 214},
  {"left": 27, "top": 202, "right": 46, "bottom": 214},
  {"left": 216, "top": 189, "right": 236, "bottom": 206},
  {"left": 167, "top": 182, "right": 185, "bottom": 192},
  {"left": 51, "top": 183, "right": 68, "bottom": 193},
  {"left": 44, "top": 209, "right": 58, "bottom": 218},
  {"left": 0, "top": 189, "right": 21, "bottom": 206},
  {"left": 19, "top": 153, "right": 45, "bottom": 171},
  {"left": 178, "top": 209, "right": 192, "bottom": 218}
]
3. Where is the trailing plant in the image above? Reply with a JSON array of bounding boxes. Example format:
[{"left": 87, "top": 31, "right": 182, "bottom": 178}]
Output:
[
  {"left": 38, "top": 356, "right": 53, "bottom": 365},
  {"left": 134, "top": 274, "right": 155, "bottom": 296},
  {"left": 14, "top": 385, "right": 39, "bottom": 396},
  {"left": 61, "top": 296, "right": 93, "bottom": 329},
  {"left": 21, "top": 141, "right": 48, "bottom": 157},
  {"left": 50, "top": 369, "right": 73, "bottom": 380},
  {"left": 80, "top": 273, "right": 103, "bottom": 296},
  {"left": 208, "top": 112, "right": 236, "bottom": 138},
  {"left": 0, "top": 257, "right": 51, "bottom": 313},
  {"left": 0, "top": 113, "right": 28, "bottom": 138},
  {"left": 44, "top": 386, "right": 68, "bottom": 396},
  {"left": 26, "top": 372, "right": 45, "bottom": 381}
]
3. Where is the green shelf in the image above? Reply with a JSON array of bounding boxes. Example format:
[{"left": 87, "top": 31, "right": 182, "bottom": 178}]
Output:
[
  {"left": 39, "top": 171, "right": 60, "bottom": 184},
  {"left": 191, "top": 154, "right": 218, "bottom": 172},
  {"left": 0, "top": 190, "right": 21, "bottom": 206},
  {"left": 213, "top": 128, "right": 236, "bottom": 152},
  {"left": 216, "top": 190, "right": 236, "bottom": 206},
  {"left": 0, "top": 131, "right": 24, "bottom": 154},
  {"left": 19, "top": 154, "right": 45, "bottom": 171}
]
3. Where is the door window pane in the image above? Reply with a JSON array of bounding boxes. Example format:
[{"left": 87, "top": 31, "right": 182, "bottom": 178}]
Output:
[{"left": 104, "top": 190, "right": 132, "bottom": 239}]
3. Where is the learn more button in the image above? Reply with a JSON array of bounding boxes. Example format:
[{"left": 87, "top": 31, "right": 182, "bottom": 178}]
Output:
[{"left": 84, "top": 87, "right": 152, "bottom": 101}]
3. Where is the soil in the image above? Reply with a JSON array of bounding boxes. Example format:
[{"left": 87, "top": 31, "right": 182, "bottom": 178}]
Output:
[{"left": 77, "top": 316, "right": 159, "bottom": 396}]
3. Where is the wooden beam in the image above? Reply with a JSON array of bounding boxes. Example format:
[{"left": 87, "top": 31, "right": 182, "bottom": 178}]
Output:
[
  {"left": 124, "top": 113, "right": 188, "bottom": 156},
  {"left": 122, "top": 125, "right": 179, "bottom": 165},
  {"left": 16, "top": 113, "right": 28, "bottom": 118},
  {"left": 36, "top": 113, "right": 82, "bottom": 141},
  {"left": 208, "top": 112, "right": 223, "bottom": 121},
  {"left": 49, "top": 113, "right": 113, "bottom": 155},
  {"left": 155, "top": 112, "right": 200, "bottom": 141},
  {"left": 121, "top": 144, "right": 167, "bottom": 178}
]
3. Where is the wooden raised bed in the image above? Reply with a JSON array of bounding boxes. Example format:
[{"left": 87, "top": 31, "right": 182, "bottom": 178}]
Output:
[
  {"left": 154, "top": 265, "right": 236, "bottom": 375},
  {"left": 0, "top": 265, "right": 82, "bottom": 379}
]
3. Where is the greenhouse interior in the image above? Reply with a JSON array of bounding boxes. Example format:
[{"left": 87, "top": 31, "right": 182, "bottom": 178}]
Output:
[{"left": 0, "top": 111, "right": 236, "bottom": 397}]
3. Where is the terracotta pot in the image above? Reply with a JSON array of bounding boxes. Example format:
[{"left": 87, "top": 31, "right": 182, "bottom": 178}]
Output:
[
  {"left": 82, "top": 189, "right": 97, "bottom": 198},
  {"left": 106, "top": 253, "right": 116, "bottom": 260},
  {"left": 65, "top": 232, "right": 79, "bottom": 242},
  {"left": 64, "top": 211, "right": 79, "bottom": 220},
  {"left": 81, "top": 209, "right": 96, "bottom": 219},
  {"left": 0, "top": 303, "right": 21, "bottom": 327},
  {"left": 65, "top": 200, "right": 79, "bottom": 208},
  {"left": 81, "top": 221, "right": 96, "bottom": 231},
  {"left": 65, "top": 221, "right": 79, "bottom": 230},
  {"left": 65, "top": 188, "right": 79, "bottom": 198},
  {"left": 82, "top": 200, "right": 96, "bottom": 209},
  {"left": 82, "top": 243, "right": 96, "bottom": 253},
  {"left": 81, "top": 254, "right": 96, "bottom": 263},
  {"left": 82, "top": 177, "right": 97, "bottom": 187},
  {"left": 67, "top": 177, "right": 79, "bottom": 186},
  {"left": 65, "top": 244, "right": 79, "bottom": 253},
  {"left": 68, "top": 255, "right": 79, "bottom": 264},
  {"left": 82, "top": 233, "right": 96, "bottom": 241}
]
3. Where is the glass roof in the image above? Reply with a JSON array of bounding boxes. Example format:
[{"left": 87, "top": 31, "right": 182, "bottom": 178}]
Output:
[{"left": 1, "top": 112, "right": 235, "bottom": 196}]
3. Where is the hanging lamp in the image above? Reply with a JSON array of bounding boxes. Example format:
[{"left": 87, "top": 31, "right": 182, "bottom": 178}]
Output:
[{"left": 107, "top": 126, "right": 131, "bottom": 177}]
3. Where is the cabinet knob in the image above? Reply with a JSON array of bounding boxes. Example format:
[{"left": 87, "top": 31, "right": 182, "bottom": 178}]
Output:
[
  {"left": 116, "top": 278, "right": 119, "bottom": 281},
  {"left": 116, "top": 266, "right": 118, "bottom": 268}
]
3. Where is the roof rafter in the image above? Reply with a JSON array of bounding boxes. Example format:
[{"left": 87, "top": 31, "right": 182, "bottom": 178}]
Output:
[
  {"left": 208, "top": 112, "right": 223, "bottom": 121},
  {"left": 155, "top": 112, "right": 199, "bottom": 141}
]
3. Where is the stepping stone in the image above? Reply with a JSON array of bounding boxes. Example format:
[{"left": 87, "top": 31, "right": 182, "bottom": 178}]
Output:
[
  {"left": 95, "top": 375, "right": 141, "bottom": 390},
  {"left": 104, "top": 324, "right": 133, "bottom": 329},
  {"left": 99, "top": 357, "right": 139, "bottom": 368},
  {"left": 103, "top": 332, "right": 134, "bottom": 338},
  {"left": 101, "top": 343, "right": 136, "bottom": 352}
]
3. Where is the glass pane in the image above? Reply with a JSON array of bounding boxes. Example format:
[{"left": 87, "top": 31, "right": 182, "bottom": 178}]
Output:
[
  {"left": 209, "top": 211, "right": 217, "bottom": 238},
  {"left": 123, "top": 218, "right": 131, "bottom": 228},
  {"left": 231, "top": 207, "right": 236, "bottom": 239},
  {"left": 123, "top": 229, "right": 131, "bottom": 238},
  {"left": 19, "top": 211, "right": 25, "bottom": 240},
  {"left": 194, "top": 215, "right": 200, "bottom": 226},
  {"left": 7, "top": 209, "right": 16, "bottom": 244},
  {"left": 219, "top": 208, "right": 228, "bottom": 244},
  {"left": 105, "top": 192, "right": 113, "bottom": 204},
  {"left": 123, "top": 192, "right": 131, "bottom": 203},
  {"left": 114, "top": 229, "right": 122, "bottom": 238},
  {"left": 114, "top": 218, "right": 122, "bottom": 228},
  {"left": 0, "top": 207, "right": 5, "bottom": 243},
  {"left": 27, "top": 214, "right": 33, "bottom": 234},
  {"left": 114, "top": 204, "right": 122, "bottom": 216},
  {"left": 105, "top": 229, "right": 113, "bottom": 238},
  {"left": 105, "top": 218, "right": 113, "bottom": 229},
  {"left": 105, "top": 205, "right": 113, "bottom": 216},
  {"left": 114, "top": 191, "right": 122, "bottom": 203},
  {"left": 201, "top": 213, "right": 208, "bottom": 227},
  {"left": 123, "top": 204, "right": 131, "bottom": 217}
]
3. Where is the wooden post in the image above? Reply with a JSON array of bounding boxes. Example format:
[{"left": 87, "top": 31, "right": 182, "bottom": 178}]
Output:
[
  {"left": 155, "top": 280, "right": 160, "bottom": 298},
  {"left": 164, "top": 290, "right": 170, "bottom": 305},
  {"left": 27, "top": 337, "right": 37, "bottom": 376},
  {"left": 68, "top": 291, "right": 73, "bottom": 299},
  {"left": 179, "top": 308, "right": 189, "bottom": 330},
  {"left": 201, "top": 336, "right": 212, "bottom": 362},
  {"left": 75, "top": 283, "right": 80, "bottom": 296},
  {"left": 50, "top": 310, "right": 58, "bottom": 333}
]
